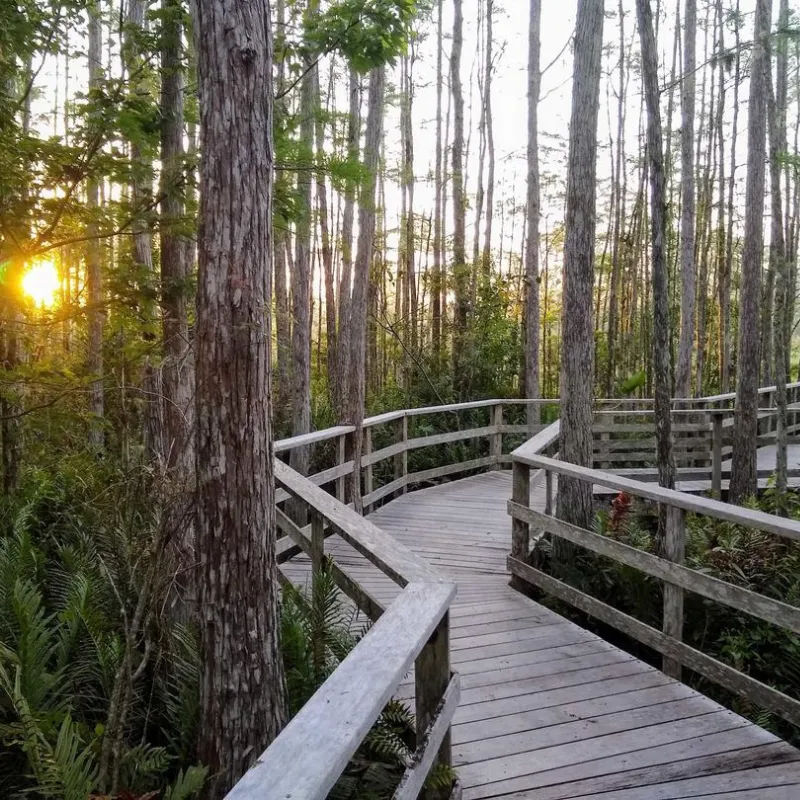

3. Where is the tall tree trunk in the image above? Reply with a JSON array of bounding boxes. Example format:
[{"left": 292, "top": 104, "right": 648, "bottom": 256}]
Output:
[
  {"left": 315, "top": 68, "right": 336, "bottom": 413},
  {"left": 524, "top": 0, "right": 541, "bottom": 427},
  {"left": 432, "top": 0, "right": 444, "bottom": 362},
  {"left": 721, "top": 0, "right": 741, "bottom": 392},
  {"left": 730, "top": 0, "right": 771, "bottom": 503},
  {"left": 347, "top": 67, "right": 386, "bottom": 512},
  {"left": 637, "top": 0, "right": 676, "bottom": 515},
  {"left": 87, "top": 0, "right": 104, "bottom": 450},
  {"left": 557, "top": 0, "right": 604, "bottom": 533},
  {"left": 160, "top": 0, "right": 194, "bottom": 476},
  {"left": 481, "top": 0, "right": 496, "bottom": 281},
  {"left": 335, "top": 69, "right": 360, "bottom": 419},
  {"left": 290, "top": 2, "right": 316, "bottom": 474},
  {"left": 770, "top": 0, "right": 789, "bottom": 497},
  {"left": 606, "top": 0, "right": 628, "bottom": 397},
  {"left": 675, "top": 0, "right": 696, "bottom": 397},
  {"left": 451, "top": 0, "right": 469, "bottom": 396},
  {"left": 273, "top": 0, "right": 292, "bottom": 431},
  {"left": 193, "top": 0, "right": 286, "bottom": 792}
]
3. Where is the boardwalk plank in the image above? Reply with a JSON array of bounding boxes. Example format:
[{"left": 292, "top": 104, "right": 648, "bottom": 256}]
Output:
[{"left": 282, "top": 469, "right": 800, "bottom": 800}]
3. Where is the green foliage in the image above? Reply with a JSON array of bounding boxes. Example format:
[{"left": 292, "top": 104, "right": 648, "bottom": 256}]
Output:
[
  {"left": 0, "top": 462, "right": 206, "bottom": 799},
  {"left": 304, "top": 0, "right": 418, "bottom": 72}
]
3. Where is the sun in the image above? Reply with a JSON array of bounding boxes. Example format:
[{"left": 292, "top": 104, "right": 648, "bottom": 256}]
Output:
[{"left": 21, "top": 260, "right": 60, "bottom": 308}]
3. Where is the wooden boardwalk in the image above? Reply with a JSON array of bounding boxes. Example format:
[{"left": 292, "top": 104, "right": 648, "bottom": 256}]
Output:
[{"left": 281, "top": 471, "right": 800, "bottom": 799}]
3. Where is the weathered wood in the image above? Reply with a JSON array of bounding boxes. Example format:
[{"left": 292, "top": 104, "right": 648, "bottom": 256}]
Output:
[
  {"left": 395, "top": 415, "right": 408, "bottom": 497},
  {"left": 507, "top": 556, "right": 800, "bottom": 727},
  {"left": 712, "top": 412, "right": 724, "bottom": 500},
  {"left": 395, "top": 674, "right": 461, "bottom": 800},
  {"left": 363, "top": 427, "right": 374, "bottom": 507},
  {"left": 407, "top": 456, "right": 498, "bottom": 486},
  {"left": 545, "top": 471, "right": 553, "bottom": 516},
  {"left": 662, "top": 506, "right": 685, "bottom": 680},
  {"left": 363, "top": 475, "right": 408, "bottom": 508},
  {"left": 226, "top": 582, "right": 455, "bottom": 800},
  {"left": 507, "top": 502, "right": 800, "bottom": 635},
  {"left": 490, "top": 404, "right": 503, "bottom": 468},
  {"left": 515, "top": 453, "right": 800, "bottom": 543},
  {"left": 406, "top": 426, "right": 498, "bottom": 451},
  {"left": 310, "top": 510, "right": 324, "bottom": 575},
  {"left": 275, "top": 459, "right": 441, "bottom": 585},
  {"left": 274, "top": 424, "right": 356, "bottom": 453},
  {"left": 415, "top": 611, "right": 453, "bottom": 798},
  {"left": 336, "top": 433, "right": 347, "bottom": 502},
  {"left": 510, "top": 462, "right": 531, "bottom": 561},
  {"left": 512, "top": 419, "right": 560, "bottom": 460}
]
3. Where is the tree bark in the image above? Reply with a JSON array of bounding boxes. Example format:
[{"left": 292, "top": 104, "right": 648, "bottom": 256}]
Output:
[
  {"left": 675, "top": 0, "right": 696, "bottom": 398},
  {"left": 347, "top": 67, "right": 386, "bottom": 513},
  {"left": 451, "top": 0, "right": 469, "bottom": 396},
  {"left": 636, "top": 0, "right": 676, "bottom": 522},
  {"left": 192, "top": 0, "right": 286, "bottom": 793},
  {"left": 87, "top": 0, "right": 104, "bottom": 450},
  {"left": 524, "top": 0, "right": 541, "bottom": 428},
  {"left": 556, "top": 0, "right": 604, "bottom": 533},
  {"left": 769, "top": 0, "right": 789, "bottom": 497},
  {"left": 730, "top": 0, "right": 771, "bottom": 503},
  {"left": 432, "top": 0, "right": 444, "bottom": 361},
  {"left": 481, "top": 0, "right": 496, "bottom": 283},
  {"left": 335, "top": 69, "right": 361, "bottom": 419},
  {"left": 160, "top": 0, "right": 195, "bottom": 477},
  {"left": 290, "top": 0, "right": 316, "bottom": 475}
]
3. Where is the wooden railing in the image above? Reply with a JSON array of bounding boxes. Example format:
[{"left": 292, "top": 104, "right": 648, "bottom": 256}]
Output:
[
  {"left": 274, "top": 392, "right": 794, "bottom": 515},
  {"left": 508, "top": 419, "right": 800, "bottom": 728},
  {"left": 228, "top": 459, "right": 459, "bottom": 799}
]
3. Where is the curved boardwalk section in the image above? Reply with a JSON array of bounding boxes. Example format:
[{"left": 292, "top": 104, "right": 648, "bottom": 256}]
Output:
[{"left": 282, "top": 471, "right": 800, "bottom": 799}]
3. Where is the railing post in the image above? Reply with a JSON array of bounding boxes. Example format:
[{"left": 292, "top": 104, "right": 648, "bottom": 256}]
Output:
[
  {"left": 545, "top": 470, "right": 553, "bottom": 516},
  {"left": 415, "top": 611, "right": 451, "bottom": 800},
  {"left": 394, "top": 414, "right": 408, "bottom": 497},
  {"left": 363, "top": 426, "right": 373, "bottom": 512},
  {"left": 336, "top": 433, "right": 347, "bottom": 503},
  {"left": 511, "top": 460, "right": 531, "bottom": 562},
  {"left": 490, "top": 402, "right": 503, "bottom": 468},
  {"left": 662, "top": 506, "right": 685, "bottom": 680},
  {"left": 712, "top": 411, "right": 723, "bottom": 499},
  {"left": 310, "top": 509, "right": 325, "bottom": 578}
]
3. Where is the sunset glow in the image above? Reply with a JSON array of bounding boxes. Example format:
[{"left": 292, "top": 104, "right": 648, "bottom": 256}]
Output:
[{"left": 22, "top": 260, "right": 60, "bottom": 308}]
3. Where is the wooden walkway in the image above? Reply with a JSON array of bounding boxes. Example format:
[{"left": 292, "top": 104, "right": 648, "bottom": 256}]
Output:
[{"left": 281, "top": 471, "right": 800, "bottom": 799}]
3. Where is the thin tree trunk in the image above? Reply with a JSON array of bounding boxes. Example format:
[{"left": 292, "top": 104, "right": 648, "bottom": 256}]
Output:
[
  {"left": 290, "top": 1, "right": 316, "bottom": 475},
  {"left": 557, "top": 0, "right": 604, "bottom": 535},
  {"left": 274, "top": 0, "right": 292, "bottom": 431},
  {"left": 347, "top": 67, "right": 386, "bottom": 512},
  {"left": 432, "top": 0, "right": 444, "bottom": 361},
  {"left": 335, "top": 69, "right": 360, "bottom": 418},
  {"left": 675, "top": 0, "right": 696, "bottom": 397},
  {"left": 87, "top": 0, "right": 104, "bottom": 450},
  {"left": 721, "top": 0, "right": 741, "bottom": 393},
  {"left": 451, "top": 0, "right": 469, "bottom": 396},
  {"left": 524, "top": 0, "right": 541, "bottom": 427},
  {"left": 770, "top": 0, "right": 789, "bottom": 497},
  {"left": 160, "top": 0, "right": 194, "bottom": 476},
  {"left": 481, "top": 0, "right": 496, "bottom": 282},
  {"left": 730, "top": 0, "right": 771, "bottom": 503},
  {"left": 193, "top": 0, "right": 287, "bottom": 792},
  {"left": 637, "top": 0, "right": 676, "bottom": 525}
]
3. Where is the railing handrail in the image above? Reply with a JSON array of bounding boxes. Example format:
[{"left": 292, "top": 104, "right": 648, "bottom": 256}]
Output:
[
  {"left": 507, "top": 415, "right": 800, "bottom": 728},
  {"left": 515, "top": 452, "right": 800, "bottom": 543},
  {"left": 274, "top": 459, "right": 443, "bottom": 586},
  {"left": 226, "top": 581, "right": 458, "bottom": 800}
]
